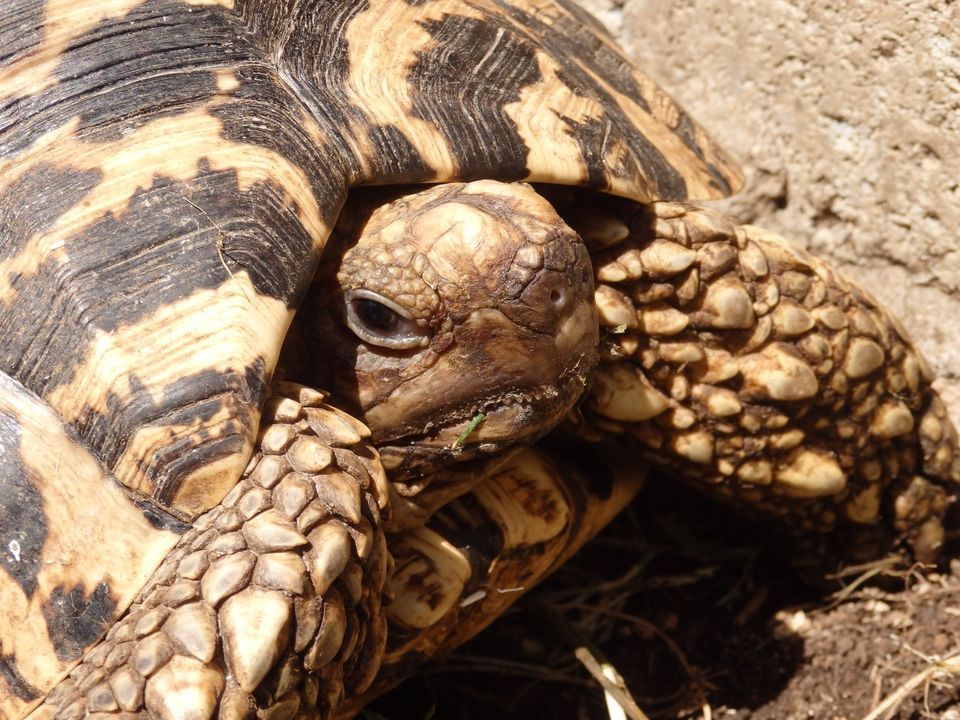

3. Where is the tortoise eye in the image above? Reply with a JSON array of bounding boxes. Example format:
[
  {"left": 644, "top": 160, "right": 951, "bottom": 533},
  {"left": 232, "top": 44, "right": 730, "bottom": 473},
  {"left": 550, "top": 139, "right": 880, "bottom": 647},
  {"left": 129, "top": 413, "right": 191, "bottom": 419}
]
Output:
[
  {"left": 344, "top": 289, "right": 429, "bottom": 350},
  {"left": 354, "top": 298, "right": 399, "bottom": 333}
]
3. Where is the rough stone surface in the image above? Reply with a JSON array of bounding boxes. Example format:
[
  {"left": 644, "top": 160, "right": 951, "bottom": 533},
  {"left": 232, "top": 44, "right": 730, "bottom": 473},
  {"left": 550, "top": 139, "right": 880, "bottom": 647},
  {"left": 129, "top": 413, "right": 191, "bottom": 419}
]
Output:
[{"left": 578, "top": 0, "right": 960, "bottom": 424}]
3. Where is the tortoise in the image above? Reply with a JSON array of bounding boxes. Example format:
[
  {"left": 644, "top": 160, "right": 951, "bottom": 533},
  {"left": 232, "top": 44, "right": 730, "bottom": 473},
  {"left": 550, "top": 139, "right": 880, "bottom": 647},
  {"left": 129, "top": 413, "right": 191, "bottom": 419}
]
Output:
[
  {"left": 30, "top": 166, "right": 960, "bottom": 719},
  {"left": 0, "top": 0, "right": 738, "bottom": 716},
  {"left": 1, "top": 0, "right": 958, "bottom": 719}
]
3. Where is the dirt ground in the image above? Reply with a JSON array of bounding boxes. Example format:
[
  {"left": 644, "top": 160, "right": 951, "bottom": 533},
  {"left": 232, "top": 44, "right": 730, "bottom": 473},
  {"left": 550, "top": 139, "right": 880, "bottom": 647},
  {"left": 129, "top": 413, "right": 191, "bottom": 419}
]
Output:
[{"left": 367, "top": 4, "right": 960, "bottom": 719}]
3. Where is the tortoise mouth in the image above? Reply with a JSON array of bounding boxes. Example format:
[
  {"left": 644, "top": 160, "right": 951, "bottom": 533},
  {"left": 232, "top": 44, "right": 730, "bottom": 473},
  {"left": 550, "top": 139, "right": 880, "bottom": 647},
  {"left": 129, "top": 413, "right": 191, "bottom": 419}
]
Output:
[{"left": 372, "top": 366, "right": 591, "bottom": 480}]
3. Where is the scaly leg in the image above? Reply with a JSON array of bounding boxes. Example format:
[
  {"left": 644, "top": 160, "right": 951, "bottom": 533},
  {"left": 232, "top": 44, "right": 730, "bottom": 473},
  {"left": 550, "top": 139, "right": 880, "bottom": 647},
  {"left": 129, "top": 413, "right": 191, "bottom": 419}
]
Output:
[
  {"left": 554, "top": 193, "right": 960, "bottom": 562},
  {"left": 33, "top": 400, "right": 644, "bottom": 720},
  {"left": 32, "top": 383, "right": 390, "bottom": 720}
]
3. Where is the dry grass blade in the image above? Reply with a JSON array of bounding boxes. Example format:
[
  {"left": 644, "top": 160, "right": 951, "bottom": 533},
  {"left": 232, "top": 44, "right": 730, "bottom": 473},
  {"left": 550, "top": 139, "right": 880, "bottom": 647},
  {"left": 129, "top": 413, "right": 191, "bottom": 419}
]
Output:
[
  {"left": 573, "top": 647, "right": 649, "bottom": 720},
  {"left": 540, "top": 602, "right": 651, "bottom": 719},
  {"left": 862, "top": 651, "right": 960, "bottom": 720},
  {"left": 561, "top": 603, "right": 706, "bottom": 685}
]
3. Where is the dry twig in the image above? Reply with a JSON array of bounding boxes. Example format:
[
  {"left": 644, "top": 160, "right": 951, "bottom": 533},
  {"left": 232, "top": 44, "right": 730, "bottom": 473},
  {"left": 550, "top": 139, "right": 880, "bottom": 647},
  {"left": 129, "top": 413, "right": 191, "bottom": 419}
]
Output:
[{"left": 862, "top": 650, "right": 960, "bottom": 720}]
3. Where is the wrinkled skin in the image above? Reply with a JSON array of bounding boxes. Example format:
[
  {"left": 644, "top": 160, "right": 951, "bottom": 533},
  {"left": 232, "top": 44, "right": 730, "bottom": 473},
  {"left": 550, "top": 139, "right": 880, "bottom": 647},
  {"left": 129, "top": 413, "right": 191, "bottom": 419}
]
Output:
[{"left": 287, "top": 181, "right": 599, "bottom": 479}]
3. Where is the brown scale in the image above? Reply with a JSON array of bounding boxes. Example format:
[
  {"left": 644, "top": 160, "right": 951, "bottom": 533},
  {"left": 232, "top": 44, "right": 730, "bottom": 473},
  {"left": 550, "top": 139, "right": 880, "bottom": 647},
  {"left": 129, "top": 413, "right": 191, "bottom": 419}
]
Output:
[
  {"left": 556, "top": 195, "right": 960, "bottom": 562},
  {"left": 34, "top": 383, "right": 390, "bottom": 720}
]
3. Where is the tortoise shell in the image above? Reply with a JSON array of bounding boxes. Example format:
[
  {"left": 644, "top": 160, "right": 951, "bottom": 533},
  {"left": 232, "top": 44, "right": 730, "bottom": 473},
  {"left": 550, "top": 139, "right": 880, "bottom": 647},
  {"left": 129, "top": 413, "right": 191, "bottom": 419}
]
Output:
[{"left": 0, "top": 0, "right": 740, "bottom": 714}]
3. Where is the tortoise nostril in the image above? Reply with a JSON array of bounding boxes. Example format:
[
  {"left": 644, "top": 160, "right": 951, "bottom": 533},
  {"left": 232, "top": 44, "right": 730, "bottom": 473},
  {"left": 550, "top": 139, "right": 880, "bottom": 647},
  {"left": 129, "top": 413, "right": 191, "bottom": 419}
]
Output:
[{"left": 550, "top": 288, "right": 564, "bottom": 307}]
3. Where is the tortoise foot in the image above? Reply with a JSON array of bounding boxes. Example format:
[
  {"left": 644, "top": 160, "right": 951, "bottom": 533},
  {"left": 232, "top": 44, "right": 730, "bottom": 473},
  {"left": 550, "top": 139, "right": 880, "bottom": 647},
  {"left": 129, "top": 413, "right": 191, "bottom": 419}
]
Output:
[{"left": 34, "top": 383, "right": 390, "bottom": 720}]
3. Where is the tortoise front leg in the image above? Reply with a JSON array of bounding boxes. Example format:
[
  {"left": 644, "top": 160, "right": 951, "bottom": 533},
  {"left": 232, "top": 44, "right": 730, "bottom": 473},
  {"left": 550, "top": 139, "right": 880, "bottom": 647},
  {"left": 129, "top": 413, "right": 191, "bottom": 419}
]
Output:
[
  {"left": 560, "top": 195, "right": 960, "bottom": 562},
  {"left": 33, "top": 383, "right": 390, "bottom": 720}
]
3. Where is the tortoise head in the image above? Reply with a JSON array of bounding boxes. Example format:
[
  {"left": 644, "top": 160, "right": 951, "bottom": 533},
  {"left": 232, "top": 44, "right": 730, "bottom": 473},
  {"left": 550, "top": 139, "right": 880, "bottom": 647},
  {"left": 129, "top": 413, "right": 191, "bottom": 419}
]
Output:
[{"left": 291, "top": 181, "right": 598, "bottom": 477}]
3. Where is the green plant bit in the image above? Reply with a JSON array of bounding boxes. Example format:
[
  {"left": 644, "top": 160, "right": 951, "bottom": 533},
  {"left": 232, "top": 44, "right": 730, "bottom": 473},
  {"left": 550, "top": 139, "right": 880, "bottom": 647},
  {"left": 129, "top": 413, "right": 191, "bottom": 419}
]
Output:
[{"left": 452, "top": 413, "right": 487, "bottom": 449}]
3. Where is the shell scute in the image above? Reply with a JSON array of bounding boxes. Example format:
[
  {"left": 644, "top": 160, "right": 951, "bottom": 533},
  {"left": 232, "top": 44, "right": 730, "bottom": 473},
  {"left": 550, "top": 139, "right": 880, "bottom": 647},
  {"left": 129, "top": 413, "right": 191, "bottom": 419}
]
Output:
[
  {"left": 1, "top": 27, "right": 339, "bottom": 514},
  {"left": 0, "top": 372, "right": 181, "bottom": 720},
  {"left": 271, "top": 0, "right": 742, "bottom": 199},
  {"left": 407, "top": 12, "right": 544, "bottom": 182}
]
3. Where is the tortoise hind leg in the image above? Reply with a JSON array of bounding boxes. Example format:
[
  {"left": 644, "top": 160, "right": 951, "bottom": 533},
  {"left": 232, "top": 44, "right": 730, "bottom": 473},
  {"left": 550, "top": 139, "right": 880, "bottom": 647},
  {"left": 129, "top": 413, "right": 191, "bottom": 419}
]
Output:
[
  {"left": 34, "top": 383, "right": 390, "bottom": 720},
  {"left": 558, "top": 195, "right": 960, "bottom": 563}
]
